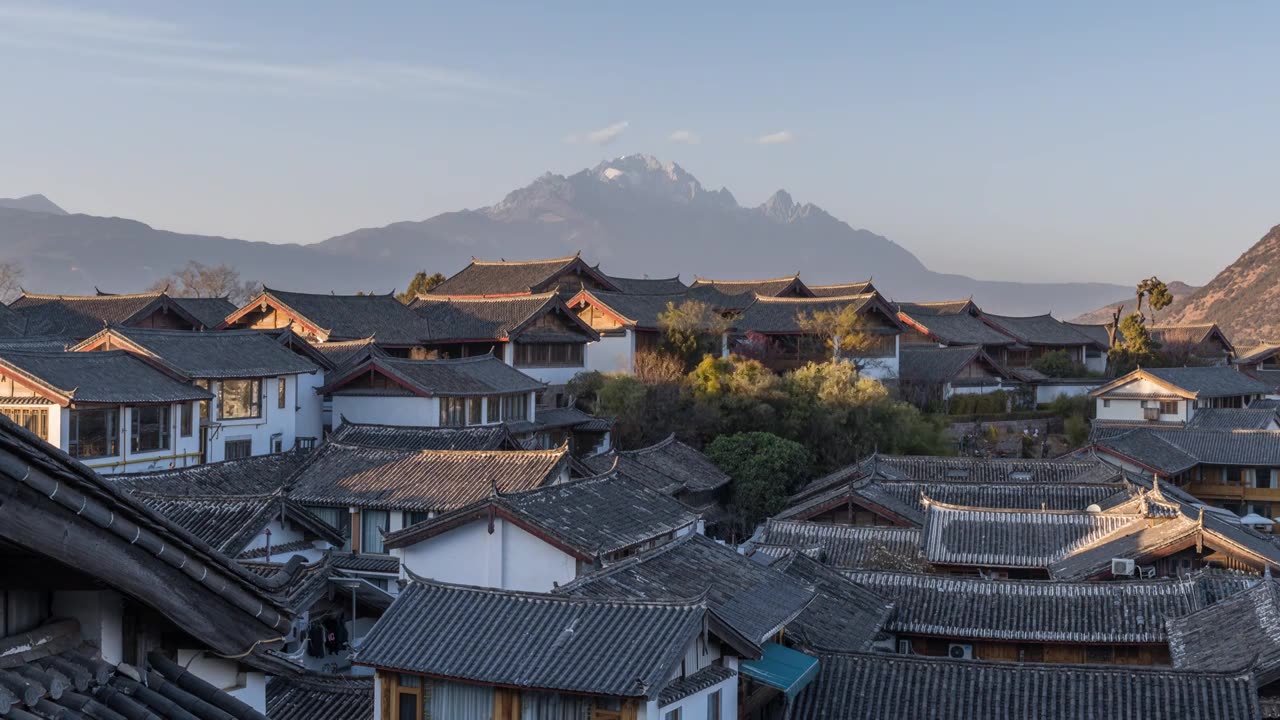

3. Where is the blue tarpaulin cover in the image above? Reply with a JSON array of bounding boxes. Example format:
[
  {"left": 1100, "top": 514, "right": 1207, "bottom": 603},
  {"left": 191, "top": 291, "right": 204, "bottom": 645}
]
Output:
[{"left": 739, "top": 642, "right": 820, "bottom": 699}]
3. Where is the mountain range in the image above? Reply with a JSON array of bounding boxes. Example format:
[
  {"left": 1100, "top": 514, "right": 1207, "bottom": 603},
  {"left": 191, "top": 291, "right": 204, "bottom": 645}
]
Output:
[
  {"left": 0, "top": 155, "right": 1136, "bottom": 316},
  {"left": 1161, "top": 224, "right": 1280, "bottom": 346},
  {"left": 1069, "top": 281, "right": 1200, "bottom": 326}
]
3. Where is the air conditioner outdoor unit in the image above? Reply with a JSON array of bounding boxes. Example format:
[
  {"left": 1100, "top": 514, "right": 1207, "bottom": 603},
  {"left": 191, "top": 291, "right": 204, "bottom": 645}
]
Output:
[
  {"left": 1112, "top": 558, "right": 1136, "bottom": 577},
  {"left": 948, "top": 643, "right": 974, "bottom": 660}
]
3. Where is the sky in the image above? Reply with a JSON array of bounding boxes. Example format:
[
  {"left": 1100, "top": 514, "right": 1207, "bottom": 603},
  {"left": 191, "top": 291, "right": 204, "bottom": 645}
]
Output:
[{"left": 1, "top": 1, "right": 1278, "bottom": 286}]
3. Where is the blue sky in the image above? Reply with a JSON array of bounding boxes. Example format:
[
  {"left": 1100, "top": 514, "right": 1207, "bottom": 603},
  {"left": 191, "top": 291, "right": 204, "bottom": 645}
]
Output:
[{"left": 1, "top": 1, "right": 1277, "bottom": 286}]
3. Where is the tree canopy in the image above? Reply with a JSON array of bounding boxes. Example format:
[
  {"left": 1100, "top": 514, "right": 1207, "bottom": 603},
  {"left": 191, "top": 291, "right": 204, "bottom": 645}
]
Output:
[
  {"left": 397, "top": 271, "right": 447, "bottom": 304},
  {"left": 148, "top": 261, "right": 258, "bottom": 304}
]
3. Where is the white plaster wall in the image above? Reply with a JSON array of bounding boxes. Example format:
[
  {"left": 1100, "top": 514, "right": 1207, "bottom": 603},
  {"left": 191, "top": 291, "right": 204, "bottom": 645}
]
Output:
[
  {"left": 52, "top": 590, "right": 123, "bottom": 665},
  {"left": 296, "top": 372, "right": 325, "bottom": 441},
  {"left": 399, "top": 518, "right": 577, "bottom": 592},
  {"left": 1084, "top": 354, "right": 1108, "bottom": 375},
  {"left": 655, "top": 676, "right": 737, "bottom": 720},
  {"left": 203, "top": 376, "right": 301, "bottom": 463},
  {"left": 331, "top": 395, "right": 439, "bottom": 429},
  {"left": 1035, "top": 383, "right": 1100, "bottom": 405},
  {"left": 229, "top": 672, "right": 267, "bottom": 713},
  {"left": 91, "top": 403, "right": 203, "bottom": 475},
  {"left": 239, "top": 518, "right": 323, "bottom": 562},
  {"left": 516, "top": 364, "right": 586, "bottom": 387},
  {"left": 1095, "top": 397, "right": 1187, "bottom": 424},
  {"left": 584, "top": 333, "right": 635, "bottom": 374},
  {"left": 855, "top": 337, "right": 899, "bottom": 381},
  {"left": 501, "top": 521, "right": 578, "bottom": 591}
]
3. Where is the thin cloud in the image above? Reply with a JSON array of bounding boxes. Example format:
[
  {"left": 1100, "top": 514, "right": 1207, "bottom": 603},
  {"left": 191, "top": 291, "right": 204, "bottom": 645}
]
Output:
[
  {"left": 0, "top": 2, "right": 506, "bottom": 97},
  {"left": 585, "top": 121, "right": 629, "bottom": 146},
  {"left": 755, "top": 130, "right": 795, "bottom": 145},
  {"left": 669, "top": 129, "right": 699, "bottom": 144}
]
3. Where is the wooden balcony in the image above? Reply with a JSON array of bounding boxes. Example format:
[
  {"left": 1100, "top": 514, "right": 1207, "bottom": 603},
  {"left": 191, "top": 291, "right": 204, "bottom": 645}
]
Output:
[{"left": 1186, "top": 483, "right": 1280, "bottom": 503}]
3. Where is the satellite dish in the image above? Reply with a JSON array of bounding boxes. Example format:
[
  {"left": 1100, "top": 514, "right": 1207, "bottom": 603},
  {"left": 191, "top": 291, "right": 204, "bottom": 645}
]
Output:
[{"left": 1085, "top": 504, "right": 1103, "bottom": 513}]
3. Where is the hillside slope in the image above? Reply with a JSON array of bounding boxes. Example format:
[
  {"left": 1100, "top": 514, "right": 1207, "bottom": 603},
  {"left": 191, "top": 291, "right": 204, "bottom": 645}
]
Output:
[{"left": 1163, "top": 224, "right": 1280, "bottom": 344}]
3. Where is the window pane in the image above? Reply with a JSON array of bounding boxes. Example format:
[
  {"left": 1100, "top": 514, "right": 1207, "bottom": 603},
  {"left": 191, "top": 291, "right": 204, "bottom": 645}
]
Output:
[
  {"left": 278, "top": 378, "right": 287, "bottom": 409},
  {"left": 70, "top": 408, "right": 118, "bottom": 458},
  {"left": 362, "top": 510, "right": 390, "bottom": 553},
  {"left": 225, "top": 438, "right": 253, "bottom": 459},
  {"left": 131, "top": 405, "right": 171, "bottom": 453},
  {"left": 180, "top": 402, "right": 193, "bottom": 437},
  {"left": 0, "top": 408, "right": 48, "bottom": 440},
  {"left": 219, "top": 379, "right": 262, "bottom": 419}
]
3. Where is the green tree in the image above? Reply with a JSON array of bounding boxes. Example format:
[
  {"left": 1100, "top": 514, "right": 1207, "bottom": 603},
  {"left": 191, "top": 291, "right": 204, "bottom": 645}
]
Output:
[
  {"left": 657, "top": 299, "right": 731, "bottom": 368},
  {"left": 1135, "top": 276, "right": 1174, "bottom": 321},
  {"left": 706, "top": 432, "right": 810, "bottom": 538},
  {"left": 397, "top": 271, "right": 447, "bottom": 303},
  {"left": 1030, "top": 350, "right": 1085, "bottom": 378}
]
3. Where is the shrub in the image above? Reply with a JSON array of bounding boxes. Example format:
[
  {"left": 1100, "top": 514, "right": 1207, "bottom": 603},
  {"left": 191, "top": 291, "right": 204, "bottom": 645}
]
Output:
[{"left": 1030, "top": 350, "right": 1087, "bottom": 378}]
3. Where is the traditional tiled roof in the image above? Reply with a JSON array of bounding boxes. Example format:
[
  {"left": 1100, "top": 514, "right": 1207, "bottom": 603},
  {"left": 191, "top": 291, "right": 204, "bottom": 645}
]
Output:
[
  {"left": 1094, "top": 366, "right": 1271, "bottom": 400},
  {"left": 808, "top": 280, "right": 877, "bottom": 297},
  {"left": 863, "top": 481, "right": 1128, "bottom": 525},
  {"left": 1149, "top": 323, "right": 1235, "bottom": 354},
  {"left": 8, "top": 290, "right": 211, "bottom": 338},
  {"left": 1252, "top": 398, "right": 1280, "bottom": 410},
  {"left": 311, "top": 337, "right": 382, "bottom": 369},
  {"left": 752, "top": 520, "right": 925, "bottom": 569},
  {"left": 844, "top": 569, "right": 1252, "bottom": 644},
  {"left": 0, "top": 619, "right": 274, "bottom": 720},
  {"left": 921, "top": 501, "right": 1142, "bottom": 569},
  {"left": 266, "top": 673, "right": 374, "bottom": 720},
  {"left": 899, "top": 345, "right": 1011, "bottom": 384},
  {"left": 1066, "top": 321, "right": 1112, "bottom": 349},
  {"left": 507, "top": 406, "right": 614, "bottom": 435},
  {"left": 562, "top": 533, "right": 815, "bottom": 644},
  {"left": 411, "top": 292, "right": 598, "bottom": 343},
  {"left": 110, "top": 452, "right": 309, "bottom": 494},
  {"left": 288, "top": 441, "right": 567, "bottom": 512},
  {"left": 1187, "top": 407, "right": 1279, "bottom": 430},
  {"left": 689, "top": 275, "right": 810, "bottom": 304},
  {"left": 982, "top": 312, "right": 1106, "bottom": 348},
  {"left": 73, "top": 326, "right": 318, "bottom": 379},
  {"left": 604, "top": 274, "right": 689, "bottom": 295},
  {"left": 1093, "top": 428, "right": 1280, "bottom": 474},
  {"left": 1168, "top": 577, "right": 1280, "bottom": 684},
  {"left": 331, "top": 550, "right": 401, "bottom": 574},
  {"left": 793, "top": 455, "right": 1120, "bottom": 500},
  {"left": 785, "top": 651, "right": 1261, "bottom": 720},
  {"left": 355, "top": 579, "right": 714, "bottom": 699},
  {"left": 771, "top": 552, "right": 893, "bottom": 652},
  {"left": 584, "top": 434, "right": 730, "bottom": 495},
  {"left": 129, "top": 492, "right": 341, "bottom": 556},
  {"left": 329, "top": 420, "right": 524, "bottom": 451},
  {"left": 428, "top": 255, "right": 621, "bottom": 297},
  {"left": 319, "top": 353, "right": 544, "bottom": 397},
  {"left": 171, "top": 295, "right": 238, "bottom": 328},
  {"left": 0, "top": 350, "right": 213, "bottom": 405},
  {"left": 229, "top": 288, "right": 433, "bottom": 345},
  {"left": 731, "top": 293, "right": 905, "bottom": 334},
  {"left": 897, "top": 302, "right": 1018, "bottom": 346},
  {"left": 657, "top": 665, "right": 737, "bottom": 707},
  {"left": 0, "top": 415, "right": 295, "bottom": 655},
  {"left": 569, "top": 289, "right": 688, "bottom": 330},
  {"left": 383, "top": 473, "right": 699, "bottom": 558}
]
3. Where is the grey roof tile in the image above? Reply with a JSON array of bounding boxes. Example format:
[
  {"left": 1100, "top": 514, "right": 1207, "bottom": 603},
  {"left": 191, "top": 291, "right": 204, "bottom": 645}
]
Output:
[
  {"left": 1187, "top": 408, "right": 1278, "bottom": 430},
  {"left": 266, "top": 673, "right": 374, "bottom": 720},
  {"left": 898, "top": 303, "right": 1018, "bottom": 346},
  {"left": 1140, "top": 366, "right": 1271, "bottom": 398},
  {"left": 1168, "top": 578, "right": 1280, "bottom": 684},
  {"left": 0, "top": 350, "right": 213, "bottom": 404},
  {"left": 561, "top": 533, "right": 815, "bottom": 644},
  {"left": 411, "top": 292, "right": 597, "bottom": 342},
  {"left": 921, "top": 502, "right": 1142, "bottom": 568},
  {"left": 605, "top": 275, "right": 689, "bottom": 295},
  {"left": 731, "top": 293, "right": 904, "bottom": 334},
  {"left": 75, "top": 327, "right": 318, "bottom": 379},
  {"left": 322, "top": 353, "right": 544, "bottom": 397},
  {"left": 843, "top": 569, "right": 1253, "bottom": 644},
  {"left": 8, "top": 291, "right": 210, "bottom": 338},
  {"left": 109, "top": 452, "right": 309, "bottom": 494},
  {"left": 243, "top": 288, "right": 434, "bottom": 345},
  {"left": 786, "top": 651, "right": 1261, "bottom": 720},
  {"left": 771, "top": 552, "right": 893, "bottom": 652},
  {"left": 289, "top": 441, "right": 567, "bottom": 512},
  {"left": 585, "top": 434, "right": 730, "bottom": 495},
  {"left": 754, "top": 520, "right": 925, "bottom": 570},
  {"left": 329, "top": 421, "right": 524, "bottom": 451},
  {"left": 982, "top": 312, "right": 1106, "bottom": 348},
  {"left": 355, "top": 579, "right": 707, "bottom": 698},
  {"left": 569, "top": 290, "right": 689, "bottom": 330},
  {"left": 429, "top": 256, "right": 620, "bottom": 296}
]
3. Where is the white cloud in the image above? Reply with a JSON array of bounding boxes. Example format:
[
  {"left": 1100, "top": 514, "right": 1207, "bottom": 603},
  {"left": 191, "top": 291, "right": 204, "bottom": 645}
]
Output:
[
  {"left": 755, "top": 130, "right": 795, "bottom": 145},
  {"left": 0, "top": 2, "right": 505, "bottom": 97},
  {"left": 583, "top": 121, "right": 629, "bottom": 146},
  {"left": 669, "top": 129, "right": 699, "bottom": 144}
]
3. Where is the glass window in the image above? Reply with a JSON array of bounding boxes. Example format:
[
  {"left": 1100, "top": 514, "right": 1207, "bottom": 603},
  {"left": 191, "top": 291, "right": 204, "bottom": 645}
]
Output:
[
  {"left": 500, "top": 394, "right": 529, "bottom": 422},
  {"left": 1258, "top": 469, "right": 1274, "bottom": 490},
  {"left": 0, "top": 408, "right": 48, "bottom": 440},
  {"left": 362, "top": 510, "right": 390, "bottom": 554},
  {"left": 438, "top": 397, "right": 482, "bottom": 427},
  {"left": 278, "top": 378, "right": 287, "bottom": 409},
  {"left": 218, "top": 379, "right": 262, "bottom": 419},
  {"left": 1159, "top": 400, "right": 1178, "bottom": 415},
  {"left": 707, "top": 690, "right": 722, "bottom": 720},
  {"left": 439, "top": 397, "right": 468, "bottom": 426},
  {"left": 664, "top": 709, "right": 682, "bottom": 720},
  {"left": 130, "top": 405, "right": 171, "bottom": 453},
  {"left": 405, "top": 511, "right": 433, "bottom": 527},
  {"left": 180, "top": 402, "right": 193, "bottom": 437},
  {"left": 69, "top": 408, "right": 118, "bottom": 458},
  {"left": 307, "top": 506, "right": 350, "bottom": 538},
  {"left": 225, "top": 438, "right": 253, "bottom": 459},
  {"left": 194, "top": 380, "right": 210, "bottom": 421}
]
